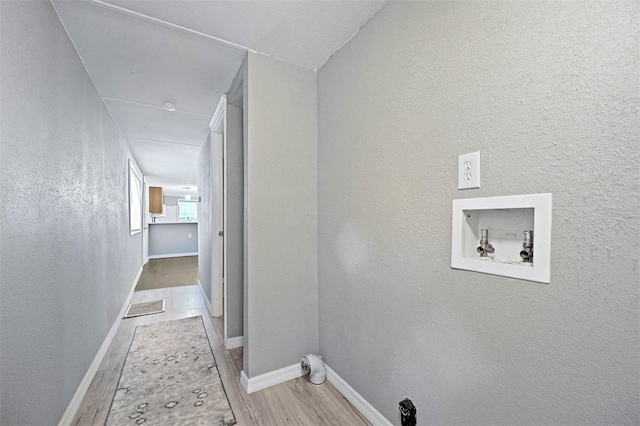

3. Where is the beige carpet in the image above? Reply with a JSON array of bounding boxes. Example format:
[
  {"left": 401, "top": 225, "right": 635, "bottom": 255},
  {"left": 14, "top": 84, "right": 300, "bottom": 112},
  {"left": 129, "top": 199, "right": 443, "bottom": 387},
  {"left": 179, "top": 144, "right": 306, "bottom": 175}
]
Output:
[{"left": 135, "top": 256, "right": 198, "bottom": 291}]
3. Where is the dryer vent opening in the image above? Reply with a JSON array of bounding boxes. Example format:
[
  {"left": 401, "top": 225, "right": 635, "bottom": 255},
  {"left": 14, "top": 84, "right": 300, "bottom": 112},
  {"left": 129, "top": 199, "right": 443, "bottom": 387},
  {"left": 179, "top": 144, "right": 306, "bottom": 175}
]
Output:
[{"left": 301, "top": 354, "right": 326, "bottom": 385}]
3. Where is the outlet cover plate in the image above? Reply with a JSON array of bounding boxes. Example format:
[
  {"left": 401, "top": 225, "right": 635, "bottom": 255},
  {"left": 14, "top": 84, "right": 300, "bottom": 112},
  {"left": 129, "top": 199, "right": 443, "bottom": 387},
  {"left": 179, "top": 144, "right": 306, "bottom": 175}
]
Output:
[{"left": 458, "top": 151, "right": 480, "bottom": 189}]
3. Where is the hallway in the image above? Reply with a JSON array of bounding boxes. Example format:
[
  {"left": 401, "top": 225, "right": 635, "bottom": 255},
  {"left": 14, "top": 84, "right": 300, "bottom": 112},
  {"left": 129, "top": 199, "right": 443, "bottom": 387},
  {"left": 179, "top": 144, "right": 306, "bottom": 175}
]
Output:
[
  {"left": 73, "top": 286, "right": 369, "bottom": 426},
  {"left": 2, "top": 1, "right": 638, "bottom": 424}
]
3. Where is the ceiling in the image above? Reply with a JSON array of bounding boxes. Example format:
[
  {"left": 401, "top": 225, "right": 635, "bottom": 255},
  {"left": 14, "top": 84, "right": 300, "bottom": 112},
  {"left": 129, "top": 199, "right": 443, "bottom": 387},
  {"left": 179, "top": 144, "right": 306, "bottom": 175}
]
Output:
[
  {"left": 100, "top": 0, "right": 388, "bottom": 70},
  {"left": 52, "top": 0, "right": 387, "bottom": 187}
]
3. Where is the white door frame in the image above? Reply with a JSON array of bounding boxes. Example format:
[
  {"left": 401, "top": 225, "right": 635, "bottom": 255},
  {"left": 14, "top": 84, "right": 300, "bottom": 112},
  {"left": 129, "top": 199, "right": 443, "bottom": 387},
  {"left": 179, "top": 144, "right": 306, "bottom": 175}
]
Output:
[
  {"left": 222, "top": 98, "right": 229, "bottom": 346},
  {"left": 210, "top": 97, "right": 226, "bottom": 319},
  {"left": 224, "top": 72, "right": 244, "bottom": 351},
  {"left": 142, "top": 177, "right": 149, "bottom": 264}
]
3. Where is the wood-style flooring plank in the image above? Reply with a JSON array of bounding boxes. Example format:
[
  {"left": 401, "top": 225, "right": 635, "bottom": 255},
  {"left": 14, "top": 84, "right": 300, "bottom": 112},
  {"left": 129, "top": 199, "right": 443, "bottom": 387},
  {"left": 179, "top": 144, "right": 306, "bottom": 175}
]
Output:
[{"left": 72, "top": 284, "right": 369, "bottom": 426}]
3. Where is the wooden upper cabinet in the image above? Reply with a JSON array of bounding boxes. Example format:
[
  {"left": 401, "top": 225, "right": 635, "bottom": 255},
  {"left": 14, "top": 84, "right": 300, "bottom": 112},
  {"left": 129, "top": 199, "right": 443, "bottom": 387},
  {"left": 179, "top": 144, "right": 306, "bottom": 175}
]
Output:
[{"left": 149, "top": 186, "right": 164, "bottom": 214}]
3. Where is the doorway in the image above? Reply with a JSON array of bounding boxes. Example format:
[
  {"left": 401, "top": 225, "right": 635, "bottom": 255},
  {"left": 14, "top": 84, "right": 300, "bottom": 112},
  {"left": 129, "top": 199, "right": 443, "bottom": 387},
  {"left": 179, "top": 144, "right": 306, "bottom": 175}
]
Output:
[
  {"left": 224, "top": 82, "right": 244, "bottom": 349},
  {"left": 204, "top": 75, "right": 245, "bottom": 350}
]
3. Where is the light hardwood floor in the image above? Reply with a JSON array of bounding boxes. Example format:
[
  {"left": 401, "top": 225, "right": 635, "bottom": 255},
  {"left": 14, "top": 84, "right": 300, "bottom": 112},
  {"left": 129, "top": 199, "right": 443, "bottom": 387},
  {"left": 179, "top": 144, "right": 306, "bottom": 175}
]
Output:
[{"left": 72, "top": 285, "right": 369, "bottom": 426}]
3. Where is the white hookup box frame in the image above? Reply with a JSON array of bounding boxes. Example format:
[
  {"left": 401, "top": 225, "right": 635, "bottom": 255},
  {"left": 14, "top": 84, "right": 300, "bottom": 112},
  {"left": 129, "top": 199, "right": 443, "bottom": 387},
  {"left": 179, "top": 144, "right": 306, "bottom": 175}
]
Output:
[{"left": 451, "top": 193, "right": 552, "bottom": 283}]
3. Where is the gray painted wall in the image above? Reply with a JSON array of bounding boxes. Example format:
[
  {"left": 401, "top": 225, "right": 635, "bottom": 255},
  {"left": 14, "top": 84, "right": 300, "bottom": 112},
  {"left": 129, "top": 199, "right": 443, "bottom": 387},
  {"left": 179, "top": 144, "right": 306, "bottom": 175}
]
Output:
[
  {"left": 148, "top": 223, "right": 198, "bottom": 256},
  {"left": 198, "top": 134, "right": 212, "bottom": 302},
  {"left": 0, "top": 2, "right": 143, "bottom": 424},
  {"left": 245, "top": 52, "right": 318, "bottom": 377},
  {"left": 226, "top": 104, "right": 244, "bottom": 338},
  {"left": 317, "top": 2, "right": 639, "bottom": 424}
]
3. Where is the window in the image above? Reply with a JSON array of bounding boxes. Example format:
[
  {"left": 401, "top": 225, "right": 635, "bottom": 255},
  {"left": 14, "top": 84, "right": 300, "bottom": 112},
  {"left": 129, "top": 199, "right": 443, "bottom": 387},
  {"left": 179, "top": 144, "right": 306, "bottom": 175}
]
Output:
[
  {"left": 128, "top": 160, "right": 142, "bottom": 235},
  {"left": 178, "top": 200, "right": 197, "bottom": 223}
]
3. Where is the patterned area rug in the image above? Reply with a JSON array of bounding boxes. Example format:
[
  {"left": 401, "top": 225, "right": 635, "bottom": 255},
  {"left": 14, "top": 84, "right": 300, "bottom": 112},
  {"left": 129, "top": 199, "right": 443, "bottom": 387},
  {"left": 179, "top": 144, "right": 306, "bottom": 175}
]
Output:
[
  {"left": 123, "top": 300, "right": 165, "bottom": 318},
  {"left": 106, "top": 316, "right": 236, "bottom": 426}
]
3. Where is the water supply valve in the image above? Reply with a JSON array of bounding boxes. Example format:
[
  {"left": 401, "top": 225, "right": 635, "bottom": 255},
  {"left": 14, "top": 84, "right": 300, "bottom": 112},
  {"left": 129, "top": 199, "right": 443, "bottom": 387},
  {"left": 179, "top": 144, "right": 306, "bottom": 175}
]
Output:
[
  {"left": 520, "top": 230, "right": 533, "bottom": 263},
  {"left": 477, "top": 228, "right": 495, "bottom": 257}
]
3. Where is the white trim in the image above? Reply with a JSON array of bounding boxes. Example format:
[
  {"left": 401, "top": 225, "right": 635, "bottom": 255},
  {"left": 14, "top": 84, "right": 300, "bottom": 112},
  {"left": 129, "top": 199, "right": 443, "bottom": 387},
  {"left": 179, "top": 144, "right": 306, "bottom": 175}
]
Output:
[
  {"left": 210, "top": 95, "right": 226, "bottom": 133},
  {"left": 210, "top": 132, "right": 224, "bottom": 317},
  {"left": 325, "top": 365, "right": 392, "bottom": 426},
  {"left": 221, "top": 95, "right": 229, "bottom": 352},
  {"left": 238, "top": 362, "right": 392, "bottom": 426},
  {"left": 227, "top": 68, "right": 244, "bottom": 108},
  {"left": 58, "top": 264, "right": 144, "bottom": 426},
  {"left": 88, "top": 0, "right": 252, "bottom": 53},
  {"left": 240, "top": 363, "right": 305, "bottom": 394},
  {"left": 148, "top": 252, "right": 198, "bottom": 259},
  {"left": 142, "top": 177, "right": 149, "bottom": 264},
  {"left": 122, "top": 137, "right": 202, "bottom": 148},
  {"left": 197, "top": 279, "right": 213, "bottom": 316},
  {"left": 240, "top": 370, "right": 250, "bottom": 393},
  {"left": 103, "top": 96, "right": 210, "bottom": 117},
  {"left": 128, "top": 159, "right": 143, "bottom": 236},
  {"left": 451, "top": 193, "right": 552, "bottom": 283},
  {"left": 225, "top": 335, "right": 243, "bottom": 349}
]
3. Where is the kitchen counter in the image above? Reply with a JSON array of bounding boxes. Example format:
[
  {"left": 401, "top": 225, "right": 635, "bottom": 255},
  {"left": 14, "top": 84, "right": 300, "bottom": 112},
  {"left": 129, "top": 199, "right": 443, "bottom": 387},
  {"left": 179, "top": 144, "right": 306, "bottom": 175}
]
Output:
[
  {"left": 148, "top": 222, "right": 198, "bottom": 258},
  {"left": 149, "top": 222, "right": 197, "bottom": 225}
]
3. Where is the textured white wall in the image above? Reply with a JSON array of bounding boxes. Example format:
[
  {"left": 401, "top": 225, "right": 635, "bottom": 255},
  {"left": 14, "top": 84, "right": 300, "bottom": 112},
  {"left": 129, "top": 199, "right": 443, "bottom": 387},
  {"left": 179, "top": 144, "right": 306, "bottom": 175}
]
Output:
[
  {"left": 318, "top": 1, "right": 639, "bottom": 424},
  {"left": 0, "top": 2, "right": 143, "bottom": 424},
  {"left": 245, "top": 52, "right": 319, "bottom": 377}
]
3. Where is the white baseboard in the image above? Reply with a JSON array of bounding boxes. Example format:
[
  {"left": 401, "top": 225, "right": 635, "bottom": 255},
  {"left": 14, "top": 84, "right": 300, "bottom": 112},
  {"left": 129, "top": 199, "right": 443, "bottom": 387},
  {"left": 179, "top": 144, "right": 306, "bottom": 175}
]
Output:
[
  {"left": 225, "top": 335, "right": 243, "bottom": 349},
  {"left": 197, "top": 279, "right": 212, "bottom": 316},
  {"left": 144, "top": 256, "right": 149, "bottom": 265},
  {"left": 240, "top": 370, "right": 250, "bottom": 392},
  {"left": 325, "top": 365, "right": 392, "bottom": 426},
  {"left": 148, "top": 252, "right": 198, "bottom": 259},
  {"left": 237, "top": 363, "right": 390, "bottom": 425},
  {"left": 58, "top": 264, "right": 144, "bottom": 426},
  {"left": 240, "top": 363, "right": 305, "bottom": 394}
]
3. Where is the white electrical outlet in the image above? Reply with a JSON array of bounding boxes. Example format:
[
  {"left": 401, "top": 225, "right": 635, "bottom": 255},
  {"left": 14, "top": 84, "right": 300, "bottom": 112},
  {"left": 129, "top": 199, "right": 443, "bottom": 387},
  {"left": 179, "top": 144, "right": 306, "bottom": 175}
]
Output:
[
  {"left": 458, "top": 151, "right": 481, "bottom": 189},
  {"left": 188, "top": 233, "right": 192, "bottom": 238}
]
